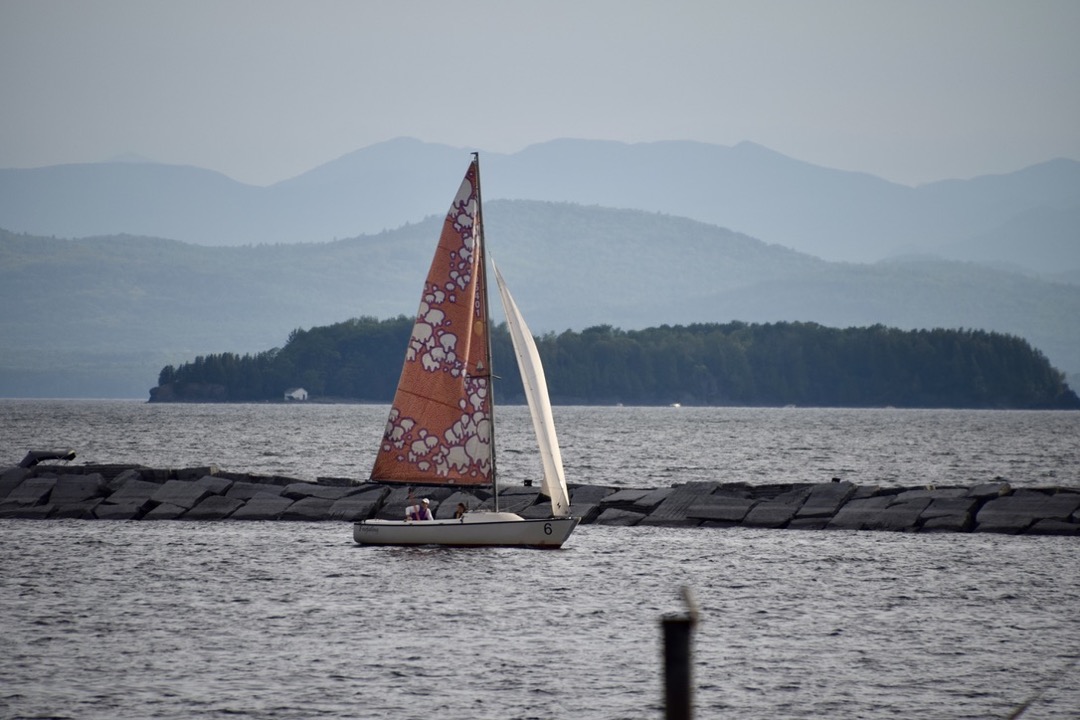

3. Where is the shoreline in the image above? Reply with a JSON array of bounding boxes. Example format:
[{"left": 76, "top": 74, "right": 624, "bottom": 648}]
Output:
[{"left": 2, "top": 461, "right": 1078, "bottom": 536}]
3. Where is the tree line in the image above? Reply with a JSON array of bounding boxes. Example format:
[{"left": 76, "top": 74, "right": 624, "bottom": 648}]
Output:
[{"left": 152, "top": 317, "right": 1080, "bottom": 409}]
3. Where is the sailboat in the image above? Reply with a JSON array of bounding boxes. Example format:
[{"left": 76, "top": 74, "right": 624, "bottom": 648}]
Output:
[{"left": 353, "top": 155, "right": 579, "bottom": 548}]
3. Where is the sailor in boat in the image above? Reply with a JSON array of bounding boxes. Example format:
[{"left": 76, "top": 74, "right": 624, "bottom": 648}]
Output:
[{"left": 405, "top": 497, "right": 434, "bottom": 521}]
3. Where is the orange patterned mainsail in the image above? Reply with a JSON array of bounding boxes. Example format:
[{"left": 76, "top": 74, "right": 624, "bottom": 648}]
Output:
[{"left": 370, "top": 159, "right": 493, "bottom": 486}]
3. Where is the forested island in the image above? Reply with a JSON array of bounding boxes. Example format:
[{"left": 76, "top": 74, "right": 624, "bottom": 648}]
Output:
[{"left": 149, "top": 317, "right": 1079, "bottom": 409}]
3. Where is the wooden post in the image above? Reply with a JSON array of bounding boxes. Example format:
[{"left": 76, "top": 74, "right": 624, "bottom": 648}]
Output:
[{"left": 662, "top": 587, "right": 699, "bottom": 720}]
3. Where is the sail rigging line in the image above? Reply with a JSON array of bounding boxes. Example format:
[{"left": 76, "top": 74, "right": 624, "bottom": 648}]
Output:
[
  {"left": 392, "top": 386, "right": 473, "bottom": 411},
  {"left": 472, "top": 152, "right": 500, "bottom": 513}
]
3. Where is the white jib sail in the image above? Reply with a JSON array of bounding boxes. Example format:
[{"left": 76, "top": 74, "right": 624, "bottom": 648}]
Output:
[{"left": 492, "top": 261, "right": 571, "bottom": 517}]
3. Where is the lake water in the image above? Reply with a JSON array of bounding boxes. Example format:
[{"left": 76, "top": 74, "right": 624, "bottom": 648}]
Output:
[
  {"left": 2, "top": 401, "right": 1079, "bottom": 719},
  {"left": 1, "top": 400, "right": 1078, "bottom": 489}
]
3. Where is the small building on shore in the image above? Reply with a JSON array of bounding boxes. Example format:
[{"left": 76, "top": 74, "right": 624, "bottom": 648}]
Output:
[{"left": 283, "top": 387, "right": 308, "bottom": 401}]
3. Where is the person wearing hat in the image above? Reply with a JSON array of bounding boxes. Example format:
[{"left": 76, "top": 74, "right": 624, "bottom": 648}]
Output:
[{"left": 405, "top": 492, "right": 434, "bottom": 521}]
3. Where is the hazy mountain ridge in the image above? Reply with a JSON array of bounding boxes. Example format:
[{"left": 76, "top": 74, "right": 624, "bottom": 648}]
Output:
[
  {"left": 2, "top": 199, "right": 1078, "bottom": 398},
  {"left": 1, "top": 138, "right": 1077, "bottom": 270},
  {"left": 935, "top": 203, "right": 1080, "bottom": 277}
]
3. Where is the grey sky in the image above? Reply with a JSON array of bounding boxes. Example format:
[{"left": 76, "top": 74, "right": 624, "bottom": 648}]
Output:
[{"left": 1, "top": 0, "right": 1078, "bottom": 187}]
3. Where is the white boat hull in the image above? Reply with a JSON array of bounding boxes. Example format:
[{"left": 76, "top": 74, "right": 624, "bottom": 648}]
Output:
[{"left": 353, "top": 512, "right": 579, "bottom": 548}]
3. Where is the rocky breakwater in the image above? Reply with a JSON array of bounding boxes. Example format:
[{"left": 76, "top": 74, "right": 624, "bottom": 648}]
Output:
[{"left": 1, "top": 460, "right": 1079, "bottom": 535}]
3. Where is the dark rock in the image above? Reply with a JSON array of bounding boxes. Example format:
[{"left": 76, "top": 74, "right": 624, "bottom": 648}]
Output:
[
  {"left": 282, "top": 482, "right": 363, "bottom": 501},
  {"left": 977, "top": 493, "right": 1080, "bottom": 534},
  {"left": 787, "top": 517, "right": 831, "bottom": 530},
  {"left": 918, "top": 497, "right": 978, "bottom": 532},
  {"left": 698, "top": 520, "right": 736, "bottom": 528},
  {"left": 50, "top": 473, "right": 107, "bottom": 505},
  {"left": 850, "top": 485, "right": 884, "bottom": 500},
  {"left": 93, "top": 502, "right": 149, "bottom": 520},
  {"left": 920, "top": 497, "right": 979, "bottom": 519},
  {"left": 280, "top": 496, "right": 334, "bottom": 520},
  {"left": 52, "top": 499, "right": 104, "bottom": 519},
  {"left": 327, "top": 493, "right": 383, "bottom": 521},
  {"left": 230, "top": 494, "right": 294, "bottom": 520},
  {"left": 176, "top": 466, "right": 218, "bottom": 480},
  {"left": 797, "top": 481, "right": 857, "bottom": 519},
  {"left": 185, "top": 495, "right": 245, "bottom": 520},
  {"left": 594, "top": 508, "right": 646, "bottom": 526},
  {"left": 862, "top": 499, "right": 931, "bottom": 532},
  {"left": 315, "top": 476, "right": 356, "bottom": 487},
  {"left": 571, "top": 485, "right": 616, "bottom": 504},
  {"left": 0, "top": 467, "right": 31, "bottom": 499},
  {"left": 0, "top": 503, "right": 55, "bottom": 518},
  {"left": 968, "top": 482, "right": 1012, "bottom": 500},
  {"left": 827, "top": 496, "right": 893, "bottom": 530},
  {"left": 62, "top": 464, "right": 144, "bottom": 482},
  {"left": 894, "top": 487, "right": 969, "bottom": 503},
  {"left": 107, "top": 468, "right": 147, "bottom": 493},
  {"left": 713, "top": 483, "right": 753, "bottom": 499},
  {"left": 0, "top": 500, "right": 25, "bottom": 517},
  {"left": 599, "top": 488, "right": 651, "bottom": 508},
  {"left": 141, "top": 468, "right": 172, "bottom": 483},
  {"left": 143, "top": 502, "right": 187, "bottom": 520},
  {"left": 214, "top": 470, "right": 252, "bottom": 483},
  {"left": 150, "top": 479, "right": 212, "bottom": 510},
  {"left": 501, "top": 485, "right": 542, "bottom": 497},
  {"left": 743, "top": 486, "right": 812, "bottom": 528},
  {"left": 630, "top": 487, "right": 674, "bottom": 513},
  {"left": 639, "top": 482, "right": 719, "bottom": 526},
  {"left": 1027, "top": 519, "right": 1080, "bottom": 536},
  {"left": 773, "top": 486, "right": 815, "bottom": 504},
  {"left": 217, "top": 472, "right": 291, "bottom": 486},
  {"left": 108, "top": 479, "right": 162, "bottom": 505},
  {"left": 921, "top": 514, "right": 975, "bottom": 533},
  {"left": 520, "top": 502, "right": 553, "bottom": 519},
  {"left": 5, "top": 476, "right": 57, "bottom": 506},
  {"left": 350, "top": 482, "right": 390, "bottom": 494},
  {"left": 193, "top": 475, "right": 233, "bottom": 495},
  {"left": 749, "top": 483, "right": 812, "bottom": 500},
  {"left": 598, "top": 488, "right": 665, "bottom": 520},
  {"left": 495, "top": 491, "right": 540, "bottom": 514},
  {"left": 255, "top": 475, "right": 296, "bottom": 487},
  {"left": 688, "top": 496, "right": 756, "bottom": 523},
  {"left": 743, "top": 502, "right": 799, "bottom": 528},
  {"left": 226, "top": 481, "right": 284, "bottom": 500},
  {"left": 6, "top": 466, "right": 1080, "bottom": 534}
]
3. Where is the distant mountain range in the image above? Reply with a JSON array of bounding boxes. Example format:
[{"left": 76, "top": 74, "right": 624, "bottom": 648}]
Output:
[
  {"left": 2, "top": 199, "right": 1079, "bottom": 398},
  {"left": 2, "top": 137, "right": 1078, "bottom": 271},
  {"left": 1, "top": 138, "right": 1078, "bottom": 398}
]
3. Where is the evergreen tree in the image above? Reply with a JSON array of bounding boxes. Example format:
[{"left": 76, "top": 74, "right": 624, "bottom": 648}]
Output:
[{"left": 152, "top": 318, "right": 1080, "bottom": 409}]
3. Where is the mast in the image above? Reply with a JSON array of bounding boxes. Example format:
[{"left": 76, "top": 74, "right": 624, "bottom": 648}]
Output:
[{"left": 473, "top": 152, "right": 500, "bottom": 512}]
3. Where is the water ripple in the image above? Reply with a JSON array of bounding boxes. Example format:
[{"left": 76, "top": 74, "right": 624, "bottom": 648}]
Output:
[
  {"left": 2, "top": 520, "right": 1078, "bottom": 718},
  {"left": 2, "top": 400, "right": 1078, "bottom": 488}
]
